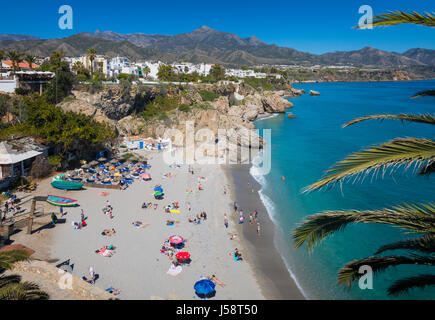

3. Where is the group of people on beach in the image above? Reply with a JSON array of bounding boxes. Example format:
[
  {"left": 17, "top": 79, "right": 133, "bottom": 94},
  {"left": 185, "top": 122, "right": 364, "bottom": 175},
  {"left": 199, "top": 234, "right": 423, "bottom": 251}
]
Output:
[
  {"left": 1, "top": 194, "right": 21, "bottom": 223},
  {"left": 232, "top": 202, "right": 260, "bottom": 235}
]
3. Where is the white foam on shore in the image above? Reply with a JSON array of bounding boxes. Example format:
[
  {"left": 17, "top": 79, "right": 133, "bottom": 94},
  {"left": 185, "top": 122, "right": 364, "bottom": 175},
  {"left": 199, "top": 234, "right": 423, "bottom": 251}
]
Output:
[
  {"left": 249, "top": 155, "right": 309, "bottom": 299},
  {"left": 255, "top": 113, "right": 280, "bottom": 121}
]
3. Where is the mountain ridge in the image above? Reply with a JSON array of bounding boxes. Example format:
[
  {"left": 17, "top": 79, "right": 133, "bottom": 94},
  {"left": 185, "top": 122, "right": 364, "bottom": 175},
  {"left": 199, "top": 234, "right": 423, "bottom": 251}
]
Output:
[{"left": 0, "top": 27, "right": 434, "bottom": 67}]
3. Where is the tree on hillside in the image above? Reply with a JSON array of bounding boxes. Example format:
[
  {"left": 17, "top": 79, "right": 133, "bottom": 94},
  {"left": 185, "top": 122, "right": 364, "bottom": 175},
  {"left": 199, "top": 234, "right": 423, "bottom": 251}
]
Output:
[
  {"left": 0, "top": 50, "right": 6, "bottom": 61},
  {"left": 24, "top": 55, "right": 37, "bottom": 70},
  {"left": 157, "top": 64, "right": 175, "bottom": 81},
  {"left": 7, "top": 51, "right": 23, "bottom": 74},
  {"left": 209, "top": 64, "right": 226, "bottom": 82},
  {"left": 142, "top": 65, "right": 151, "bottom": 78},
  {"left": 86, "top": 49, "right": 97, "bottom": 74},
  {"left": 293, "top": 11, "right": 435, "bottom": 296}
]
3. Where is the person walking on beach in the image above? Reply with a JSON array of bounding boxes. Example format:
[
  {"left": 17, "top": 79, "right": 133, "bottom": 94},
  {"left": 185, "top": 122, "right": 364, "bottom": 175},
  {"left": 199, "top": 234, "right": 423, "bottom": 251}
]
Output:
[
  {"left": 257, "top": 222, "right": 261, "bottom": 235},
  {"left": 249, "top": 213, "right": 253, "bottom": 224},
  {"left": 239, "top": 211, "right": 244, "bottom": 224},
  {"left": 223, "top": 186, "right": 227, "bottom": 195},
  {"left": 233, "top": 202, "right": 238, "bottom": 212},
  {"left": 224, "top": 214, "right": 228, "bottom": 228},
  {"left": 80, "top": 209, "right": 85, "bottom": 222},
  {"left": 89, "top": 266, "right": 95, "bottom": 284},
  {"left": 254, "top": 210, "right": 258, "bottom": 222},
  {"left": 59, "top": 206, "right": 64, "bottom": 216}
]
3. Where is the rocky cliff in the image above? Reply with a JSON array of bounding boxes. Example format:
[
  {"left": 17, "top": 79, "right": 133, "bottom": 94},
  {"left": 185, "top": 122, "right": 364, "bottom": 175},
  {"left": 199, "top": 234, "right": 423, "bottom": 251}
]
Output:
[{"left": 58, "top": 82, "right": 299, "bottom": 148}]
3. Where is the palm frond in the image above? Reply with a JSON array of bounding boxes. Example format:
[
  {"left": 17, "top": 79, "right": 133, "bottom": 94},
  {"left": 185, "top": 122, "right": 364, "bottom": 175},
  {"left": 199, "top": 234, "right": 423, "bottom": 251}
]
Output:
[
  {"left": 418, "top": 161, "right": 435, "bottom": 175},
  {"left": 0, "top": 250, "right": 31, "bottom": 271},
  {"left": 0, "top": 275, "right": 22, "bottom": 288},
  {"left": 355, "top": 11, "right": 435, "bottom": 28},
  {"left": 337, "top": 255, "right": 435, "bottom": 289},
  {"left": 410, "top": 90, "right": 435, "bottom": 98},
  {"left": 304, "top": 138, "right": 435, "bottom": 193},
  {"left": 343, "top": 114, "right": 435, "bottom": 128},
  {"left": 293, "top": 203, "right": 435, "bottom": 252},
  {"left": 0, "top": 281, "right": 49, "bottom": 300},
  {"left": 387, "top": 274, "right": 435, "bottom": 296},
  {"left": 375, "top": 235, "right": 435, "bottom": 254}
]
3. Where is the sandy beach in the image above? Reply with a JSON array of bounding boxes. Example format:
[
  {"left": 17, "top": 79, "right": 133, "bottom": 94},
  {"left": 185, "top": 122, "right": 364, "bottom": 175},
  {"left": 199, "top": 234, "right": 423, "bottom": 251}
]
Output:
[{"left": 10, "top": 150, "right": 269, "bottom": 299}]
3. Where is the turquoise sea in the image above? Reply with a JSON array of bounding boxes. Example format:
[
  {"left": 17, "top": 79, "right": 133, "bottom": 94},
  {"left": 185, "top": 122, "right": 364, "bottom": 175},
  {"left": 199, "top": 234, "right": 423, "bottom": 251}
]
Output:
[{"left": 252, "top": 80, "right": 435, "bottom": 300}]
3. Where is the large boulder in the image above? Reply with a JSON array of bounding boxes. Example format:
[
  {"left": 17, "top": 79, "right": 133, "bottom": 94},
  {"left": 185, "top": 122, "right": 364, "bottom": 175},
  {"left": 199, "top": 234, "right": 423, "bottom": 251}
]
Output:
[
  {"left": 309, "top": 90, "right": 320, "bottom": 96},
  {"left": 261, "top": 92, "right": 293, "bottom": 113}
]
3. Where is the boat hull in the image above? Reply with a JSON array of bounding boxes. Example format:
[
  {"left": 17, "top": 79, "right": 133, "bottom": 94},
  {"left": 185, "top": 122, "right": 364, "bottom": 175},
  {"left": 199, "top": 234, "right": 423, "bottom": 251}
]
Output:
[
  {"left": 46, "top": 195, "right": 78, "bottom": 207},
  {"left": 51, "top": 179, "right": 83, "bottom": 190}
]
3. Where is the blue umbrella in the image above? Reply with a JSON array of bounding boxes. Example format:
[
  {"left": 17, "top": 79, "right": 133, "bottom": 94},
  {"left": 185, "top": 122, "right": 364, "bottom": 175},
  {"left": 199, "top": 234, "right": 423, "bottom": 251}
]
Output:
[
  {"left": 194, "top": 279, "right": 216, "bottom": 298},
  {"left": 154, "top": 186, "right": 163, "bottom": 192}
]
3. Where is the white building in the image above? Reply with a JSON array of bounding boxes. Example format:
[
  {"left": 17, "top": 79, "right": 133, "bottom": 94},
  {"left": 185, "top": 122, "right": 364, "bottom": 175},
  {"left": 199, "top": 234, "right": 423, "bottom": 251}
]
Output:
[
  {"left": 225, "top": 68, "right": 266, "bottom": 79},
  {"left": 70, "top": 55, "right": 109, "bottom": 75}
]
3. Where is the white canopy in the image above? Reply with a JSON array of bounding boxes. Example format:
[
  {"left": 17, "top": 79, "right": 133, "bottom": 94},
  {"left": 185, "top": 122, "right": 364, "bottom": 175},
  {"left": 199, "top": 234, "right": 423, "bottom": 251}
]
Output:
[{"left": 0, "top": 141, "right": 43, "bottom": 165}]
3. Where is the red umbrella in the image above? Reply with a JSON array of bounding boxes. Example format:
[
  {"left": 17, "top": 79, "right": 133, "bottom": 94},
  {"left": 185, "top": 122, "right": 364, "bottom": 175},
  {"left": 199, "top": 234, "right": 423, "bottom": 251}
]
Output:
[
  {"left": 176, "top": 252, "right": 190, "bottom": 260},
  {"left": 141, "top": 172, "right": 151, "bottom": 179},
  {"left": 169, "top": 235, "right": 184, "bottom": 245}
]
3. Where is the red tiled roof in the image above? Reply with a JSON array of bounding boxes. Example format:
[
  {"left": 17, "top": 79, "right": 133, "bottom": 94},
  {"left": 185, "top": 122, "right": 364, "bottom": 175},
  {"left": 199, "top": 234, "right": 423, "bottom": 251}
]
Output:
[{"left": 2, "top": 60, "right": 40, "bottom": 69}]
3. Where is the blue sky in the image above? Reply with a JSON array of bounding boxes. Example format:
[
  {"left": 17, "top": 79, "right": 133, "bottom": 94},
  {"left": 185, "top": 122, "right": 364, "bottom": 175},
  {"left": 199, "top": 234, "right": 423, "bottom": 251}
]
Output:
[{"left": 0, "top": 0, "right": 434, "bottom": 54}]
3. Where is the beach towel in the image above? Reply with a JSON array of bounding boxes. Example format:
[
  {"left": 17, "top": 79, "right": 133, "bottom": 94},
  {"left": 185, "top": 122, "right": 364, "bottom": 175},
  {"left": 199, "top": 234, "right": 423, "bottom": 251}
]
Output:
[
  {"left": 169, "top": 209, "right": 180, "bottom": 213},
  {"left": 167, "top": 264, "right": 182, "bottom": 276},
  {"left": 106, "top": 287, "right": 121, "bottom": 295}
]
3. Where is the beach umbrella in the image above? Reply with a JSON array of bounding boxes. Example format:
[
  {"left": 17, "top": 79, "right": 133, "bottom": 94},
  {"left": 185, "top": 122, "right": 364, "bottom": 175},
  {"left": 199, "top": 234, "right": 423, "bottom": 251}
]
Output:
[
  {"left": 89, "top": 160, "right": 99, "bottom": 166},
  {"left": 81, "top": 163, "right": 90, "bottom": 169},
  {"left": 98, "top": 192, "right": 110, "bottom": 196},
  {"left": 194, "top": 279, "right": 216, "bottom": 298},
  {"left": 154, "top": 191, "right": 163, "bottom": 196},
  {"left": 175, "top": 252, "right": 190, "bottom": 260},
  {"left": 168, "top": 235, "right": 184, "bottom": 245},
  {"left": 98, "top": 157, "right": 107, "bottom": 162},
  {"left": 109, "top": 159, "right": 118, "bottom": 164}
]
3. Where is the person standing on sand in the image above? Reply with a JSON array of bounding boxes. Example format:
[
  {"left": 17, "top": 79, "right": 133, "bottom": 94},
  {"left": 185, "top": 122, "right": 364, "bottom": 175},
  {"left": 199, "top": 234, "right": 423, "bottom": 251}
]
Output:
[
  {"left": 224, "top": 214, "right": 228, "bottom": 228},
  {"left": 249, "top": 213, "right": 253, "bottom": 224},
  {"left": 89, "top": 266, "right": 95, "bottom": 284},
  {"left": 239, "top": 211, "right": 244, "bottom": 224},
  {"left": 233, "top": 202, "right": 238, "bottom": 212},
  {"left": 80, "top": 209, "right": 85, "bottom": 222},
  {"left": 257, "top": 222, "right": 261, "bottom": 235},
  {"left": 254, "top": 210, "right": 258, "bottom": 222},
  {"left": 223, "top": 186, "right": 227, "bottom": 195}
]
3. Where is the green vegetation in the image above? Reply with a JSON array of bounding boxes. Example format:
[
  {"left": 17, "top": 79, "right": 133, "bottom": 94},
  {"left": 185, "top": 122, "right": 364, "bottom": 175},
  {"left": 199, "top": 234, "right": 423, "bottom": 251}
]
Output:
[
  {"left": 178, "top": 104, "right": 191, "bottom": 112},
  {"left": 141, "top": 96, "right": 179, "bottom": 121},
  {"left": 48, "top": 155, "right": 63, "bottom": 167},
  {"left": 293, "top": 12, "right": 435, "bottom": 297},
  {"left": 198, "top": 90, "right": 220, "bottom": 102},
  {"left": 0, "top": 250, "right": 49, "bottom": 300},
  {"left": 244, "top": 77, "right": 274, "bottom": 91}
]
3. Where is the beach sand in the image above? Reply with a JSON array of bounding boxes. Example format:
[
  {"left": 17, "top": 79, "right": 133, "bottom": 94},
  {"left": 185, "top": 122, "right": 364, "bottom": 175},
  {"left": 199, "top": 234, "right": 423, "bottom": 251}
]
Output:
[
  {"left": 8, "top": 148, "right": 305, "bottom": 300},
  {"left": 12, "top": 151, "right": 265, "bottom": 299}
]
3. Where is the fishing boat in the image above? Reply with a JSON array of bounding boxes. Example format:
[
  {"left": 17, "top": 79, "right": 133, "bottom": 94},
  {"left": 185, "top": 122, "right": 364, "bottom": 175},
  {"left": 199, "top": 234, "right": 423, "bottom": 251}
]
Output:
[
  {"left": 51, "top": 175, "right": 84, "bottom": 190},
  {"left": 46, "top": 194, "right": 78, "bottom": 207}
]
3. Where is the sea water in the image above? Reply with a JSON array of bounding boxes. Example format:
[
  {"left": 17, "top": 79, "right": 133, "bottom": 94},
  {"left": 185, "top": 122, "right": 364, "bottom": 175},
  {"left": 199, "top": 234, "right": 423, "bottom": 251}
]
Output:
[{"left": 252, "top": 80, "right": 435, "bottom": 300}]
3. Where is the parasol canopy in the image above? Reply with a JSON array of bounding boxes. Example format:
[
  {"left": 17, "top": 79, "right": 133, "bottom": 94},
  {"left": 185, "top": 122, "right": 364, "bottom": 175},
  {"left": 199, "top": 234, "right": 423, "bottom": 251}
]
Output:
[
  {"left": 194, "top": 279, "right": 216, "bottom": 297},
  {"left": 168, "top": 235, "right": 184, "bottom": 245},
  {"left": 81, "top": 163, "right": 90, "bottom": 169},
  {"left": 175, "top": 252, "right": 190, "bottom": 260},
  {"left": 89, "top": 160, "right": 99, "bottom": 166},
  {"left": 98, "top": 157, "right": 107, "bottom": 162}
]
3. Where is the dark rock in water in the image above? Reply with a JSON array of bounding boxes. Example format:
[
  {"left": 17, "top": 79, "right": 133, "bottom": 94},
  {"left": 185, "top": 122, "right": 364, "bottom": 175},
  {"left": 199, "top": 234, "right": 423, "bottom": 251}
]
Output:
[
  {"left": 288, "top": 113, "right": 296, "bottom": 119},
  {"left": 309, "top": 90, "right": 320, "bottom": 96}
]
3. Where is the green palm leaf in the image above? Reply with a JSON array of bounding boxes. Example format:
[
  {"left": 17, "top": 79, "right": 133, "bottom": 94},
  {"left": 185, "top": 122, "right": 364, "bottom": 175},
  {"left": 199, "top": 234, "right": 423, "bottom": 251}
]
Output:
[
  {"left": 337, "top": 255, "right": 435, "bottom": 289},
  {"left": 0, "top": 275, "right": 22, "bottom": 288},
  {"left": 410, "top": 90, "right": 435, "bottom": 98},
  {"left": 293, "top": 203, "right": 435, "bottom": 252},
  {"left": 0, "top": 281, "right": 49, "bottom": 300},
  {"left": 387, "top": 274, "right": 435, "bottom": 296},
  {"left": 375, "top": 235, "right": 435, "bottom": 254},
  {"left": 343, "top": 114, "right": 435, "bottom": 128},
  {"left": 355, "top": 11, "right": 435, "bottom": 28},
  {"left": 304, "top": 138, "right": 435, "bottom": 193},
  {"left": 0, "top": 250, "right": 30, "bottom": 271}
]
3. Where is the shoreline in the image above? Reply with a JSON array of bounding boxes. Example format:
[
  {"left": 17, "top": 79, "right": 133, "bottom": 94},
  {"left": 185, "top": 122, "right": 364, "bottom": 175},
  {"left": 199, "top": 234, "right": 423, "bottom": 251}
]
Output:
[{"left": 224, "top": 164, "right": 305, "bottom": 300}]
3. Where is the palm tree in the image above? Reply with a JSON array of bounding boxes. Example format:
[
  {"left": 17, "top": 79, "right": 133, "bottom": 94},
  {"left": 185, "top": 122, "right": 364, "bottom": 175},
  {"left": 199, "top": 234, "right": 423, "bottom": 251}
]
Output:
[
  {"left": 7, "top": 51, "right": 23, "bottom": 74},
  {"left": 142, "top": 65, "right": 150, "bottom": 78},
  {"left": 0, "top": 250, "right": 49, "bottom": 300},
  {"left": 0, "top": 49, "right": 5, "bottom": 61},
  {"left": 86, "top": 48, "right": 97, "bottom": 74},
  {"left": 293, "top": 11, "right": 435, "bottom": 296},
  {"left": 24, "top": 54, "right": 37, "bottom": 70},
  {"left": 72, "top": 61, "right": 85, "bottom": 74}
]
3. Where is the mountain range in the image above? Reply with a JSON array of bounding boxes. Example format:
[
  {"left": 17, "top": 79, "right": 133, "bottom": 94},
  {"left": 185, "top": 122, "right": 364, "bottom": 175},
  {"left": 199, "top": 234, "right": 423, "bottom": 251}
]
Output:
[{"left": 1, "top": 27, "right": 434, "bottom": 68}]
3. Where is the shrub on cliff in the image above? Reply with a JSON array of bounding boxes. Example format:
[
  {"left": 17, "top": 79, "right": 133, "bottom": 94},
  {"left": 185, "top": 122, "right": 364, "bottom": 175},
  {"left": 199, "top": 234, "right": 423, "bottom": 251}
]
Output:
[
  {"left": 198, "top": 90, "right": 219, "bottom": 102},
  {"left": 141, "top": 96, "right": 179, "bottom": 121}
]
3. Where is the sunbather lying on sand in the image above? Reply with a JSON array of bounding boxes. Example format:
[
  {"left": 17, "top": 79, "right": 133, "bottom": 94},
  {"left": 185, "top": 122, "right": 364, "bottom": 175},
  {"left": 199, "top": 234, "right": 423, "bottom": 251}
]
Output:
[
  {"left": 132, "top": 221, "right": 149, "bottom": 229},
  {"left": 95, "top": 246, "right": 115, "bottom": 257},
  {"left": 106, "top": 287, "right": 121, "bottom": 295},
  {"left": 210, "top": 275, "right": 226, "bottom": 287},
  {"left": 166, "top": 220, "right": 179, "bottom": 226},
  {"left": 101, "top": 228, "right": 116, "bottom": 236}
]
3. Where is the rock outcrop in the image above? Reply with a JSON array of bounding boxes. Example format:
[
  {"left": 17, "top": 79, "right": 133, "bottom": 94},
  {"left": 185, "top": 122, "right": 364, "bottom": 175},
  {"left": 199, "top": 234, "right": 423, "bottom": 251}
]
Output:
[{"left": 309, "top": 90, "right": 320, "bottom": 96}]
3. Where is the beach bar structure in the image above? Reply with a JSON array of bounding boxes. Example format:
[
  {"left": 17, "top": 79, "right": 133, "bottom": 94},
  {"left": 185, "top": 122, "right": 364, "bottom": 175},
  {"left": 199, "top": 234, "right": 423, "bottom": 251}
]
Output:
[
  {"left": 0, "top": 138, "right": 48, "bottom": 186},
  {"left": 124, "top": 136, "right": 171, "bottom": 150}
]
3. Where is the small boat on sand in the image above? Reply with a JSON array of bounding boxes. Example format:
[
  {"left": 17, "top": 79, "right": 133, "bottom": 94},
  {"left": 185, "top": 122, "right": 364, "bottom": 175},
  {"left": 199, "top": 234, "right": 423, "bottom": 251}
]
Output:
[
  {"left": 51, "top": 175, "right": 84, "bottom": 190},
  {"left": 47, "top": 195, "right": 78, "bottom": 207}
]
